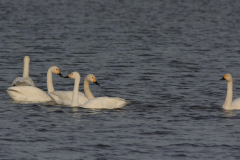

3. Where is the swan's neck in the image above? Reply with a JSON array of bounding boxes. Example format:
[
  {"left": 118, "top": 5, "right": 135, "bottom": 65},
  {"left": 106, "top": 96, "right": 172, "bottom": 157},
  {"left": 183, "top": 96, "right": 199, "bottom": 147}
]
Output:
[
  {"left": 71, "top": 78, "right": 80, "bottom": 107},
  {"left": 84, "top": 79, "right": 95, "bottom": 100},
  {"left": 22, "top": 61, "right": 29, "bottom": 78},
  {"left": 47, "top": 68, "right": 54, "bottom": 93},
  {"left": 223, "top": 81, "right": 233, "bottom": 110}
]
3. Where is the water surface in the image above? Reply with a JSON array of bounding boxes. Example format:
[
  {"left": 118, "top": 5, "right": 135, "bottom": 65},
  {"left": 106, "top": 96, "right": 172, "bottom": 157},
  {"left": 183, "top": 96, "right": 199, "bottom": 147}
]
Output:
[{"left": 0, "top": 0, "right": 240, "bottom": 159}]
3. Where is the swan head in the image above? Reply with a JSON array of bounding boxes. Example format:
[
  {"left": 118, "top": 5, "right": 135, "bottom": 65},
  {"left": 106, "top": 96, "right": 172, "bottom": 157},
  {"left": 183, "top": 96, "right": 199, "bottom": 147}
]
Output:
[
  {"left": 24, "top": 55, "right": 30, "bottom": 64},
  {"left": 86, "top": 74, "right": 100, "bottom": 86},
  {"left": 220, "top": 73, "right": 232, "bottom": 82},
  {"left": 65, "top": 71, "right": 80, "bottom": 79},
  {"left": 50, "top": 66, "right": 63, "bottom": 77}
]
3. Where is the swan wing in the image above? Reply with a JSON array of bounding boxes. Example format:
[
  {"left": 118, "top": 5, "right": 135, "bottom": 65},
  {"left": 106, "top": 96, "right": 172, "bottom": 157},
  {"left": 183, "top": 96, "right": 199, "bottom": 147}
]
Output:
[
  {"left": 51, "top": 91, "right": 88, "bottom": 106},
  {"left": 12, "top": 77, "right": 35, "bottom": 86},
  {"left": 6, "top": 86, "right": 52, "bottom": 102},
  {"left": 80, "top": 97, "right": 128, "bottom": 109},
  {"left": 48, "top": 92, "right": 63, "bottom": 105}
]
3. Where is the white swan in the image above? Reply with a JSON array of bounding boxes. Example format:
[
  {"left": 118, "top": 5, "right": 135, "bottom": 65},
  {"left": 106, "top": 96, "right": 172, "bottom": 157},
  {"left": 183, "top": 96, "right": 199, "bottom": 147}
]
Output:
[
  {"left": 12, "top": 55, "right": 35, "bottom": 86},
  {"left": 48, "top": 68, "right": 88, "bottom": 106},
  {"left": 65, "top": 72, "right": 128, "bottom": 109},
  {"left": 221, "top": 73, "right": 240, "bottom": 110},
  {"left": 6, "top": 66, "right": 63, "bottom": 103}
]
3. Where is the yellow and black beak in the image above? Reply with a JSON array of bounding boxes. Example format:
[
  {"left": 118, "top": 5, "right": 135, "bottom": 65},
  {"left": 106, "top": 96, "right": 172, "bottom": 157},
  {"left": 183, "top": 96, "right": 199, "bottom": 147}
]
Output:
[
  {"left": 94, "top": 81, "right": 100, "bottom": 86},
  {"left": 64, "top": 73, "right": 73, "bottom": 78},
  {"left": 57, "top": 70, "right": 63, "bottom": 77},
  {"left": 220, "top": 75, "right": 227, "bottom": 80},
  {"left": 93, "top": 77, "right": 100, "bottom": 86}
]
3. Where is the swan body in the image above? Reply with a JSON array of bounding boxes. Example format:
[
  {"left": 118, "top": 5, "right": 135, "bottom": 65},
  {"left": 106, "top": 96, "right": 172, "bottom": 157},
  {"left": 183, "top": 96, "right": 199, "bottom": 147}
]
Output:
[
  {"left": 221, "top": 73, "right": 240, "bottom": 110},
  {"left": 81, "top": 97, "right": 128, "bottom": 109},
  {"left": 50, "top": 91, "right": 88, "bottom": 106},
  {"left": 66, "top": 72, "right": 128, "bottom": 109},
  {"left": 6, "top": 86, "right": 52, "bottom": 102},
  {"left": 47, "top": 68, "right": 88, "bottom": 106},
  {"left": 6, "top": 66, "right": 62, "bottom": 103},
  {"left": 12, "top": 55, "right": 35, "bottom": 86}
]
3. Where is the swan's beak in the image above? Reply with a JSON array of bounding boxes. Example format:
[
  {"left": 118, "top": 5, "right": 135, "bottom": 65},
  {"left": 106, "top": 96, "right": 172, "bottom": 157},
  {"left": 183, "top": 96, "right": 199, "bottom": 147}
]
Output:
[
  {"left": 58, "top": 72, "right": 63, "bottom": 77},
  {"left": 57, "top": 70, "right": 63, "bottom": 77},
  {"left": 93, "top": 78, "right": 100, "bottom": 86},
  {"left": 94, "top": 81, "right": 100, "bottom": 86},
  {"left": 64, "top": 73, "right": 72, "bottom": 78},
  {"left": 220, "top": 75, "right": 227, "bottom": 80}
]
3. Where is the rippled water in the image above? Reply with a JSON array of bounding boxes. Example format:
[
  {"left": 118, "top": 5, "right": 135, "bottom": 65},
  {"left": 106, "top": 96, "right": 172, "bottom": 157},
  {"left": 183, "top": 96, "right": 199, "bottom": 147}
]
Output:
[{"left": 1, "top": 0, "right": 240, "bottom": 159}]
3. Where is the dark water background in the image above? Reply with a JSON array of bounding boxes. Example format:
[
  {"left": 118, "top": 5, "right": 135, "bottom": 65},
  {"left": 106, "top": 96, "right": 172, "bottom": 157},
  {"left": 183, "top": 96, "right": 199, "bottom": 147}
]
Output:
[{"left": 1, "top": 0, "right": 240, "bottom": 159}]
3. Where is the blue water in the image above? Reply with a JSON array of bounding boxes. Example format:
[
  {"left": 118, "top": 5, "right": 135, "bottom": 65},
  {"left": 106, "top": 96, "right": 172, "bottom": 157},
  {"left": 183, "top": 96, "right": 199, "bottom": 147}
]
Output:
[{"left": 1, "top": 0, "right": 240, "bottom": 159}]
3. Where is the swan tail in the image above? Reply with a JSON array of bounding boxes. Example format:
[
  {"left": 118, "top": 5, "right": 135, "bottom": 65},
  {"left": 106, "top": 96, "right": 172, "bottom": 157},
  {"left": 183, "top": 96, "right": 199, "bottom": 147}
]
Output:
[
  {"left": 110, "top": 97, "right": 129, "bottom": 109},
  {"left": 112, "top": 97, "right": 130, "bottom": 104}
]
